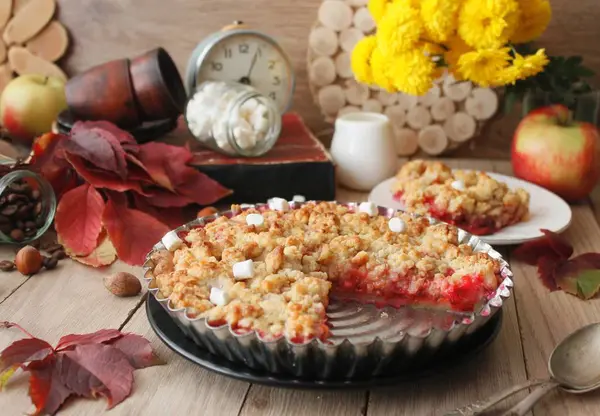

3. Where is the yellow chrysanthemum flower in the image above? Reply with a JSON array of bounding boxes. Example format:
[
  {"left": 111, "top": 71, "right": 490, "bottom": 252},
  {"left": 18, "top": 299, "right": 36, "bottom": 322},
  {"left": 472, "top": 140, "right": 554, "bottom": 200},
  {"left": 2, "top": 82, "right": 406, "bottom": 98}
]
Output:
[
  {"left": 420, "top": 0, "right": 460, "bottom": 43},
  {"left": 457, "top": 48, "right": 512, "bottom": 87},
  {"left": 443, "top": 35, "right": 472, "bottom": 80},
  {"left": 458, "top": 0, "right": 520, "bottom": 50},
  {"left": 512, "top": 49, "right": 549, "bottom": 78},
  {"left": 376, "top": 2, "right": 423, "bottom": 55},
  {"left": 389, "top": 49, "right": 436, "bottom": 95},
  {"left": 510, "top": 0, "right": 552, "bottom": 43},
  {"left": 368, "top": 0, "right": 390, "bottom": 24},
  {"left": 351, "top": 35, "right": 378, "bottom": 84},
  {"left": 370, "top": 48, "right": 396, "bottom": 92}
]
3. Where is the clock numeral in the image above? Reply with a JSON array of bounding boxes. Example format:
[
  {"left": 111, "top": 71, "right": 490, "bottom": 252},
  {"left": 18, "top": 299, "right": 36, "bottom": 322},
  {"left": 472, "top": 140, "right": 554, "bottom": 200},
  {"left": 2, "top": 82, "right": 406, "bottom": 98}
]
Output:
[
  {"left": 239, "top": 43, "right": 250, "bottom": 54},
  {"left": 269, "top": 92, "right": 277, "bottom": 100},
  {"left": 211, "top": 62, "right": 223, "bottom": 71},
  {"left": 224, "top": 48, "right": 232, "bottom": 58},
  {"left": 272, "top": 76, "right": 281, "bottom": 86},
  {"left": 268, "top": 60, "right": 276, "bottom": 70}
]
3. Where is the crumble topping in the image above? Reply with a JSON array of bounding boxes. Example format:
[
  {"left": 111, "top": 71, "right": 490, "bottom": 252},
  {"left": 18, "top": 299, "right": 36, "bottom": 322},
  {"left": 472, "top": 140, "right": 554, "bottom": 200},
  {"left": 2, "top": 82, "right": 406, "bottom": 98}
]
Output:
[
  {"left": 150, "top": 201, "right": 502, "bottom": 343},
  {"left": 391, "top": 160, "right": 530, "bottom": 235}
]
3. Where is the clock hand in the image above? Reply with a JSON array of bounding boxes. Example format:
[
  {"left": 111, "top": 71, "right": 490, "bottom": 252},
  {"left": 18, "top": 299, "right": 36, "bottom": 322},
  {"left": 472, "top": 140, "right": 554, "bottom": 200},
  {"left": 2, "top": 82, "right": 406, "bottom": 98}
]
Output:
[{"left": 246, "top": 48, "right": 260, "bottom": 79}]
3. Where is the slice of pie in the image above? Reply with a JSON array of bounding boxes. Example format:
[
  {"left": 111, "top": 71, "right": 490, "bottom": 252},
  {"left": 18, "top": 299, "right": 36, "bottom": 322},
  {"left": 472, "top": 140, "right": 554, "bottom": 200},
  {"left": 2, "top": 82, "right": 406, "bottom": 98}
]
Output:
[
  {"left": 391, "top": 160, "right": 530, "bottom": 236},
  {"left": 150, "top": 201, "right": 503, "bottom": 344}
]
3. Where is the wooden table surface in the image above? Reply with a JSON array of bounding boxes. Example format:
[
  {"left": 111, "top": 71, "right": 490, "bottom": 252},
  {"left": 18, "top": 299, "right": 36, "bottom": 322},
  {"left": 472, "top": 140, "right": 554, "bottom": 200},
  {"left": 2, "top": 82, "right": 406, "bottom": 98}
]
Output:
[{"left": 1, "top": 158, "right": 600, "bottom": 416}]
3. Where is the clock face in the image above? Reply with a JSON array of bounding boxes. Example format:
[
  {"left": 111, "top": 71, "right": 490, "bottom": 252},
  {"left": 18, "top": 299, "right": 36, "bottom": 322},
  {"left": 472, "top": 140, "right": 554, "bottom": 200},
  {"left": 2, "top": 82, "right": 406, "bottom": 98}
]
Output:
[{"left": 197, "top": 33, "right": 294, "bottom": 112}]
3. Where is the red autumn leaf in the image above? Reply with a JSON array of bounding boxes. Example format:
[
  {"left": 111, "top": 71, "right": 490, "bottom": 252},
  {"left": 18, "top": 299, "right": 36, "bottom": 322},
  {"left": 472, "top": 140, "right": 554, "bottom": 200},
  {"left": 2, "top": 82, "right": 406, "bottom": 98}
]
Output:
[
  {"left": 55, "top": 329, "right": 123, "bottom": 352},
  {"left": 536, "top": 255, "right": 562, "bottom": 291},
  {"left": 68, "top": 231, "right": 118, "bottom": 268},
  {"left": 102, "top": 193, "right": 170, "bottom": 265},
  {"left": 67, "top": 122, "right": 128, "bottom": 179},
  {"left": 144, "top": 186, "right": 195, "bottom": 207},
  {"left": 132, "top": 193, "right": 186, "bottom": 229},
  {"left": 135, "top": 142, "right": 191, "bottom": 191},
  {"left": 513, "top": 229, "right": 573, "bottom": 265},
  {"left": 67, "top": 154, "right": 147, "bottom": 195},
  {"left": 164, "top": 162, "right": 232, "bottom": 206},
  {"left": 63, "top": 344, "right": 134, "bottom": 409},
  {"left": 55, "top": 184, "right": 105, "bottom": 256},
  {"left": 27, "top": 355, "right": 72, "bottom": 416},
  {"left": 109, "top": 334, "right": 162, "bottom": 369},
  {"left": 0, "top": 338, "right": 53, "bottom": 372},
  {"left": 74, "top": 120, "right": 137, "bottom": 145},
  {"left": 540, "top": 229, "right": 574, "bottom": 260}
]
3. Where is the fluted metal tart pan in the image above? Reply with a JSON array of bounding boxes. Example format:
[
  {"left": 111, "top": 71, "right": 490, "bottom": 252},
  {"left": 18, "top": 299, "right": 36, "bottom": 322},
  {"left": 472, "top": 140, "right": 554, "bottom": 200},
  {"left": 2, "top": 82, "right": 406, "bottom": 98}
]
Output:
[{"left": 142, "top": 202, "right": 513, "bottom": 380}]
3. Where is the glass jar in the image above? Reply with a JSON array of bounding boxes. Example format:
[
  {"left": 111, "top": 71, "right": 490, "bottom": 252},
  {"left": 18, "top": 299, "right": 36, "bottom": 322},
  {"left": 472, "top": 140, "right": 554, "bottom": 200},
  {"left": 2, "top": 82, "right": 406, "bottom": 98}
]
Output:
[
  {"left": 184, "top": 81, "right": 282, "bottom": 157},
  {"left": 0, "top": 170, "right": 57, "bottom": 244}
]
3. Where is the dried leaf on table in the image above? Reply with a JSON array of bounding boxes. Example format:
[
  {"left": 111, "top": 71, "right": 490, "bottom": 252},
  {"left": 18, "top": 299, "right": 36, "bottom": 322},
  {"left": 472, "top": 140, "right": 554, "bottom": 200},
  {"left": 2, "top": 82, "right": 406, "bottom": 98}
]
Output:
[
  {"left": 54, "top": 183, "right": 105, "bottom": 256},
  {"left": 67, "top": 231, "right": 118, "bottom": 268},
  {"left": 0, "top": 322, "right": 161, "bottom": 415},
  {"left": 512, "top": 228, "right": 573, "bottom": 265},
  {"left": 102, "top": 193, "right": 169, "bottom": 266}
]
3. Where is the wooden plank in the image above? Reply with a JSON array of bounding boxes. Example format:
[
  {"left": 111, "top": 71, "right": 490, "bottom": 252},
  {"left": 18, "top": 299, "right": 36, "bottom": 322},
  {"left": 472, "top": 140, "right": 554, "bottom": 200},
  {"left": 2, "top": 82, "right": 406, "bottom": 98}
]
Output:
[
  {"left": 0, "top": 246, "right": 27, "bottom": 304},
  {"left": 366, "top": 159, "right": 529, "bottom": 416},
  {"left": 44, "top": 304, "right": 251, "bottom": 416},
  {"left": 509, "top": 204, "right": 600, "bottom": 416},
  {"left": 0, "top": 259, "right": 144, "bottom": 414}
]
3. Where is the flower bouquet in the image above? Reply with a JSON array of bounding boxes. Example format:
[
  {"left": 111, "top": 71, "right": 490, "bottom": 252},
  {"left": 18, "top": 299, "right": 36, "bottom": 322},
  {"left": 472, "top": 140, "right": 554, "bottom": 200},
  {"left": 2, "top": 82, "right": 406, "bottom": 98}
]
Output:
[{"left": 351, "top": 0, "right": 553, "bottom": 95}]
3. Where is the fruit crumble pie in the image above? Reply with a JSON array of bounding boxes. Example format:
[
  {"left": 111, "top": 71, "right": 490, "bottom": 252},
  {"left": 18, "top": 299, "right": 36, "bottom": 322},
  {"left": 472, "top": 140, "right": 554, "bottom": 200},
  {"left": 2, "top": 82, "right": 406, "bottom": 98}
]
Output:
[
  {"left": 391, "top": 160, "right": 530, "bottom": 235},
  {"left": 149, "top": 201, "right": 504, "bottom": 343}
]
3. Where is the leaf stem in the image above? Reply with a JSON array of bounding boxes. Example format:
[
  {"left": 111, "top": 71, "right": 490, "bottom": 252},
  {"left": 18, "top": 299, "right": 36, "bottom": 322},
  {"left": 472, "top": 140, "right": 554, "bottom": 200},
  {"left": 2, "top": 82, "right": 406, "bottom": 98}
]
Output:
[{"left": 0, "top": 321, "right": 36, "bottom": 338}]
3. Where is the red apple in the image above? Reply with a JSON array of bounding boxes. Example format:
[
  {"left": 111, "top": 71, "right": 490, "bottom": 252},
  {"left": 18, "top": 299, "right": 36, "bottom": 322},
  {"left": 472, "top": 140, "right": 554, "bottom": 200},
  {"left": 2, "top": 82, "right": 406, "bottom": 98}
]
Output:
[
  {"left": 0, "top": 74, "right": 67, "bottom": 145},
  {"left": 512, "top": 104, "right": 600, "bottom": 202}
]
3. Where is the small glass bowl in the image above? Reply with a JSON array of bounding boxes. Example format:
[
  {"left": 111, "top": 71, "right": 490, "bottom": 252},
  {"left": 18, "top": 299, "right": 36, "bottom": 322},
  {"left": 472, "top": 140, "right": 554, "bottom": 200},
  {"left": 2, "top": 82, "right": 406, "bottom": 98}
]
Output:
[{"left": 0, "top": 170, "right": 57, "bottom": 244}]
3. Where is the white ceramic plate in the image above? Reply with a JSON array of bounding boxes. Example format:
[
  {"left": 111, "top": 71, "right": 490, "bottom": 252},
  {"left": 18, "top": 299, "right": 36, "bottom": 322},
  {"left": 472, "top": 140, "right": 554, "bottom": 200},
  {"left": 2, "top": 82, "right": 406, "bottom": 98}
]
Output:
[{"left": 368, "top": 172, "right": 572, "bottom": 245}]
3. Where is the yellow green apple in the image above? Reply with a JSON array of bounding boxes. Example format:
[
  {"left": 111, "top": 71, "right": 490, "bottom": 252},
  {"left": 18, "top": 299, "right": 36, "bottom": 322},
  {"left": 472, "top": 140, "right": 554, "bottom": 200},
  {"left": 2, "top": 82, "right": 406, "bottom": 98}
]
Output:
[
  {"left": 0, "top": 74, "right": 67, "bottom": 145},
  {"left": 512, "top": 104, "right": 600, "bottom": 201}
]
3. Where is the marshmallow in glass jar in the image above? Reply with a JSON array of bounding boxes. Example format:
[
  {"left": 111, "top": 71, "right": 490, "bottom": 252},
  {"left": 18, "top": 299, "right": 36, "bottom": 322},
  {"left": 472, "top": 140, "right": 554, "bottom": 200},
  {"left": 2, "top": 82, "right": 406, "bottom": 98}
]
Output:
[{"left": 184, "top": 81, "right": 282, "bottom": 157}]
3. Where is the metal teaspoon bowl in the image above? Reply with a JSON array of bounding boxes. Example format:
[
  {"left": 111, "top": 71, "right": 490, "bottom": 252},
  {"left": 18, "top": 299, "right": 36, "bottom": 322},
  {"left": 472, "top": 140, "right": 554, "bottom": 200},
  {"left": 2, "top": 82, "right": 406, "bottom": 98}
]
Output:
[{"left": 445, "top": 322, "right": 600, "bottom": 416}]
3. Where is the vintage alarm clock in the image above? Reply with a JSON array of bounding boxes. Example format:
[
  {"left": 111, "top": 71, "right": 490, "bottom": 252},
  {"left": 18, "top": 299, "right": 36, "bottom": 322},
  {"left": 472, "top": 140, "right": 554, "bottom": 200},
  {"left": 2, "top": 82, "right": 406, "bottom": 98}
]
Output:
[{"left": 185, "top": 21, "right": 295, "bottom": 112}]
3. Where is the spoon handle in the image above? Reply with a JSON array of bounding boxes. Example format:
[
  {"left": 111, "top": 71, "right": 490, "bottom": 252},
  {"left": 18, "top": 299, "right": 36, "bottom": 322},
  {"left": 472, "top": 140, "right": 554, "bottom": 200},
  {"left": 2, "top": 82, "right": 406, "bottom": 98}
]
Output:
[
  {"left": 442, "top": 379, "right": 547, "bottom": 416},
  {"left": 500, "top": 381, "right": 560, "bottom": 416}
]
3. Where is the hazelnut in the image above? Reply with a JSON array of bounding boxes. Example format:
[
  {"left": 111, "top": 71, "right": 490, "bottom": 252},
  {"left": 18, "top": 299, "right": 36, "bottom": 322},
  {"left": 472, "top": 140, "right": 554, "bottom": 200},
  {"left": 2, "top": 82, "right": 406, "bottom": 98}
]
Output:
[
  {"left": 197, "top": 206, "right": 218, "bottom": 218},
  {"left": 15, "top": 245, "right": 43, "bottom": 275},
  {"left": 104, "top": 272, "right": 142, "bottom": 297}
]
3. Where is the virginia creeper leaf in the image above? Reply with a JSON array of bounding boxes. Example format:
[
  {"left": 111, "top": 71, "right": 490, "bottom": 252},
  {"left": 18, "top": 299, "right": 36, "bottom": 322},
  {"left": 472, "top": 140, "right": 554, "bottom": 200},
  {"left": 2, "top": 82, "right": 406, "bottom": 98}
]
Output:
[
  {"left": 540, "top": 229, "right": 574, "bottom": 259},
  {"left": 75, "top": 121, "right": 137, "bottom": 145},
  {"left": 0, "top": 338, "right": 54, "bottom": 373},
  {"left": 57, "top": 353, "right": 106, "bottom": 399},
  {"left": 27, "top": 355, "right": 71, "bottom": 416},
  {"left": 64, "top": 231, "right": 119, "bottom": 268},
  {"left": 63, "top": 344, "right": 134, "bottom": 409},
  {"left": 573, "top": 270, "right": 600, "bottom": 299},
  {"left": 102, "top": 194, "right": 170, "bottom": 265},
  {"left": 135, "top": 143, "right": 188, "bottom": 191},
  {"left": 66, "top": 154, "right": 147, "bottom": 195},
  {"left": 67, "top": 123, "right": 127, "bottom": 179},
  {"left": 513, "top": 229, "right": 573, "bottom": 265},
  {"left": 536, "top": 256, "right": 562, "bottom": 291},
  {"left": 109, "top": 334, "right": 163, "bottom": 369},
  {"left": 56, "top": 329, "right": 123, "bottom": 352},
  {"left": 55, "top": 184, "right": 105, "bottom": 256},
  {"left": 144, "top": 187, "right": 195, "bottom": 208},
  {"left": 132, "top": 193, "right": 186, "bottom": 229},
  {"left": 165, "top": 163, "right": 232, "bottom": 206}
]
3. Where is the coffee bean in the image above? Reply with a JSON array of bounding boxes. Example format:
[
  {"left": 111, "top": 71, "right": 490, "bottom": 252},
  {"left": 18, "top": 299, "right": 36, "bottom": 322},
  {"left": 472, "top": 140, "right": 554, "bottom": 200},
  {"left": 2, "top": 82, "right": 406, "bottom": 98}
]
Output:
[
  {"left": 16, "top": 220, "right": 24, "bottom": 229},
  {"left": 16, "top": 205, "right": 31, "bottom": 219},
  {"left": 45, "top": 243, "right": 63, "bottom": 254},
  {"left": 8, "top": 183, "right": 27, "bottom": 194},
  {"left": 10, "top": 229, "right": 24, "bottom": 241},
  {"left": 43, "top": 256, "right": 58, "bottom": 270},
  {"left": 0, "top": 223, "right": 11, "bottom": 234},
  {"left": 0, "top": 215, "right": 9, "bottom": 224},
  {"left": 24, "top": 221, "right": 35, "bottom": 230},
  {"left": 31, "top": 190, "right": 40, "bottom": 200},
  {"left": 51, "top": 250, "right": 67, "bottom": 260},
  {"left": 34, "top": 202, "right": 42, "bottom": 216},
  {"left": 35, "top": 216, "right": 45, "bottom": 227},
  {"left": 0, "top": 260, "right": 14, "bottom": 272},
  {"left": 0, "top": 196, "right": 6, "bottom": 206},
  {"left": 1, "top": 205, "right": 17, "bottom": 216}
]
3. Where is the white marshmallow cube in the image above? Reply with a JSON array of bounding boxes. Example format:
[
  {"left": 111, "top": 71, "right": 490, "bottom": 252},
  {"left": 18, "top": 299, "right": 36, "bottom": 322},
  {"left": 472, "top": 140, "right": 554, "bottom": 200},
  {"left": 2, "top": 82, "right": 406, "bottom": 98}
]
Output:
[
  {"left": 246, "top": 213, "right": 264, "bottom": 226},
  {"left": 209, "top": 287, "right": 230, "bottom": 306},
  {"left": 358, "top": 201, "right": 378, "bottom": 216},
  {"left": 161, "top": 231, "right": 183, "bottom": 251},
  {"left": 240, "top": 98, "right": 259, "bottom": 117},
  {"left": 388, "top": 217, "right": 407, "bottom": 233},
  {"left": 451, "top": 180, "right": 466, "bottom": 191},
  {"left": 233, "top": 259, "right": 254, "bottom": 280},
  {"left": 270, "top": 197, "right": 290, "bottom": 212},
  {"left": 233, "top": 122, "right": 258, "bottom": 150},
  {"left": 292, "top": 195, "right": 306, "bottom": 202}
]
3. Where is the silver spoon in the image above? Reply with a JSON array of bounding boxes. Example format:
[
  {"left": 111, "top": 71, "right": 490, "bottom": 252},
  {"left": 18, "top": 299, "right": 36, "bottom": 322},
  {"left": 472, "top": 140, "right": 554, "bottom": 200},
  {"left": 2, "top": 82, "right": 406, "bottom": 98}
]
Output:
[{"left": 444, "top": 323, "right": 600, "bottom": 416}]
